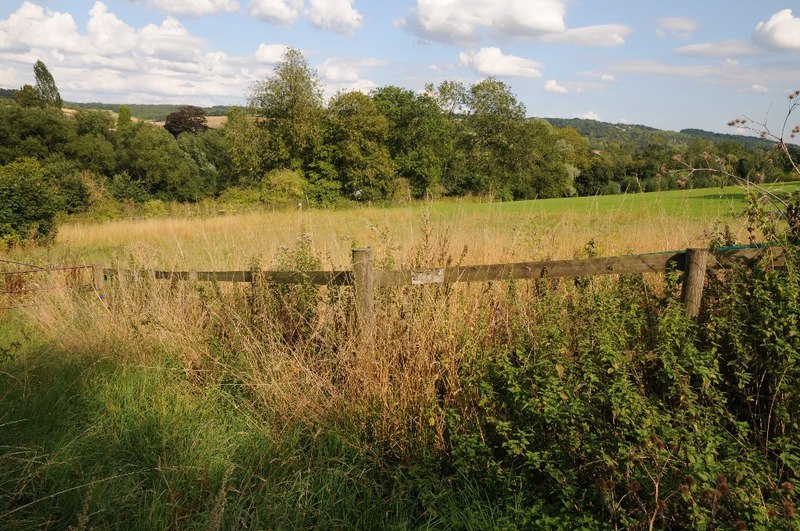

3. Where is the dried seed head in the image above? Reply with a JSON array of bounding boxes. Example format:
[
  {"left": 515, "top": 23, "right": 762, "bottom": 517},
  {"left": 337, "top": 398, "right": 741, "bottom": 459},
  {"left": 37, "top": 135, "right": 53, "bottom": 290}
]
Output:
[{"left": 783, "top": 499, "right": 795, "bottom": 519}]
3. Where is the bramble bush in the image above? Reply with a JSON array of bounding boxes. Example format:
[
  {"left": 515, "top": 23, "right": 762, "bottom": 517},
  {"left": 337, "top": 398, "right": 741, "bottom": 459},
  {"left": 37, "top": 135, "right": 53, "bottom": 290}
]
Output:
[{"left": 444, "top": 254, "right": 799, "bottom": 529}]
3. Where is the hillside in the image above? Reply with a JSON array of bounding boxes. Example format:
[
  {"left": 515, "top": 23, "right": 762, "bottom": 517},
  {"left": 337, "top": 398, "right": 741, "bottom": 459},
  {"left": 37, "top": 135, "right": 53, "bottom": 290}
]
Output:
[
  {"left": 543, "top": 117, "right": 777, "bottom": 150},
  {"left": 65, "top": 101, "right": 233, "bottom": 121}
]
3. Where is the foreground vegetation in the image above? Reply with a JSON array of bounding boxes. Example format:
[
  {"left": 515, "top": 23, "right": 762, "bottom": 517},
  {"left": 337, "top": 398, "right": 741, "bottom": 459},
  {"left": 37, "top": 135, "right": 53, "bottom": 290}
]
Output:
[
  {"left": 1, "top": 184, "right": 799, "bottom": 528},
  {"left": 1, "top": 235, "right": 798, "bottom": 528}
]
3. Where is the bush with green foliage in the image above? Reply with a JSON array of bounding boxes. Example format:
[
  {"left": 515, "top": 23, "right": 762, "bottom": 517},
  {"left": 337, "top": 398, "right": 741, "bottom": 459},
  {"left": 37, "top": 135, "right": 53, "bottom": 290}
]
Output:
[
  {"left": 0, "top": 158, "right": 59, "bottom": 245},
  {"left": 443, "top": 254, "right": 799, "bottom": 528},
  {"left": 259, "top": 168, "right": 308, "bottom": 206}
]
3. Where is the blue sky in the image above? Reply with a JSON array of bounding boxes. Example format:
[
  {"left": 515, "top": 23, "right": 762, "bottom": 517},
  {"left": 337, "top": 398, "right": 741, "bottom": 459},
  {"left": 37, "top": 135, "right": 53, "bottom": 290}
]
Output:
[{"left": 1, "top": 0, "right": 799, "bottom": 135}]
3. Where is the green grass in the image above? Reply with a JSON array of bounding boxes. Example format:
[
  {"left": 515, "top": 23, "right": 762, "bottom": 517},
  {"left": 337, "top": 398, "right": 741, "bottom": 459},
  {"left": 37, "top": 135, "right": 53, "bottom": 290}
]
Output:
[
  {"left": 428, "top": 182, "right": 798, "bottom": 219},
  {"left": 0, "top": 333, "right": 498, "bottom": 529}
]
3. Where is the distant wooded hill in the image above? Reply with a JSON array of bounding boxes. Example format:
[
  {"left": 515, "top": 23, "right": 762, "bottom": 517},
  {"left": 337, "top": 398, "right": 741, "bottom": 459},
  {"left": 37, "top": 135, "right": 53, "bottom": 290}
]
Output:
[
  {"left": 543, "top": 117, "right": 777, "bottom": 151},
  {"left": 0, "top": 87, "right": 231, "bottom": 120},
  {"left": 65, "top": 102, "right": 232, "bottom": 121}
]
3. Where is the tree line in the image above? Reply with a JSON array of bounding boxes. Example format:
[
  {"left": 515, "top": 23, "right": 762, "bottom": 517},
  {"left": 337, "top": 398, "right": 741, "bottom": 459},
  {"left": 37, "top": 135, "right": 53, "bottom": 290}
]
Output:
[{"left": 1, "top": 53, "right": 797, "bottom": 245}]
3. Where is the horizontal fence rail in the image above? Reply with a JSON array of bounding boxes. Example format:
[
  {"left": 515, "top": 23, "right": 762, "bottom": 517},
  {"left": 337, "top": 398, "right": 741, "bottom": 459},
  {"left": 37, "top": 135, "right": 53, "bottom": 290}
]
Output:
[
  {"left": 0, "top": 264, "right": 97, "bottom": 310},
  {"left": 100, "top": 246, "right": 780, "bottom": 289},
  {"left": 2, "top": 246, "right": 786, "bottom": 327},
  {"left": 92, "top": 244, "right": 789, "bottom": 333}
]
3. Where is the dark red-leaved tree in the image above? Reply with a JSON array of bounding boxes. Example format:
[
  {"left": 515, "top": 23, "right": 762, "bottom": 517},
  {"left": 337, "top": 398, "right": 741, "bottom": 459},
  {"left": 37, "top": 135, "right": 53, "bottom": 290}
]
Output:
[{"left": 164, "top": 105, "right": 209, "bottom": 137}]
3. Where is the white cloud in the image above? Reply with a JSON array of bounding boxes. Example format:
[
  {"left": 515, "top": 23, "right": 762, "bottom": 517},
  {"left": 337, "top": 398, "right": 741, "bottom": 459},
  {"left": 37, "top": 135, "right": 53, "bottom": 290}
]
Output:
[
  {"left": 655, "top": 16, "right": 698, "bottom": 39},
  {"left": 0, "top": 1, "right": 290, "bottom": 105},
  {"left": 139, "top": 17, "right": 206, "bottom": 62},
  {"left": 580, "top": 71, "right": 616, "bottom": 82},
  {"left": 543, "top": 78, "right": 606, "bottom": 94},
  {"left": 141, "top": 0, "right": 240, "bottom": 17},
  {"left": 540, "top": 24, "right": 631, "bottom": 47},
  {"left": 306, "top": 0, "right": 362, "bottom": 34},
  {"left": 399, "top": 0, "right": 566, "bottom": 44},
  {"left": 675, "top": 10, "right": 800, "bottom": 58},
  {"left": 676, "top": 40, "right": 761, "bottom": 58},
  {"left": 399, "top": 1, "right": 630, "bottom": 46},
  {"left": 317, "top": 57, "right": 383, "bottom": 97},
  {"left": 87, "top": 2, "right": 138, "bottom": 55},
  {"left": 544, "top": 79, "right": 567, "bottom": 93},
  {"left": 610, "top": 58, "right": 800, "bottom": 91},
  {"left": 459, "top": 48, "right": 542, "bottom": 77},
  {"left": 254, "top": 43, "right": 289, "bottom": 63},
  {"left": 753, "top": 9, "right": 800, "bottom": 51},
  {"left": 249, "top": 0, "right": 303, "bottom": 24},
  {"left": 0, "top": 1, "right": 83, "bottom": 53},
  {"left": 743, "top": 84, "right": 769, "bottom": 93},
  {"left": 613, "top": 60, "right": 714, "bottom": 78},
  {"left": 575, "top": 111, "right": 601, "bottom": 120},
  {"left": 397, "top": 0, "right": 620, "bottom": 45}
]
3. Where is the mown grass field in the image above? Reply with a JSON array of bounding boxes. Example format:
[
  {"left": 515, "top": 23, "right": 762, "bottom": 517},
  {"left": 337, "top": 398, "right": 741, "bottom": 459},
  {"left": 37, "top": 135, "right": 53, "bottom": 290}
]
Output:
[{"left": 1, "top": 184, "right": 799, "bottom": 529}]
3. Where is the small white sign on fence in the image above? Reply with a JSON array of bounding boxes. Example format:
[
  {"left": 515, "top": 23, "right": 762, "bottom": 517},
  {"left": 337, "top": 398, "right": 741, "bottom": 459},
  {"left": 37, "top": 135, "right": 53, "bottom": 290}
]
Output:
[{"left": 411, "top": 268, "right": 445, "bottom": 285}]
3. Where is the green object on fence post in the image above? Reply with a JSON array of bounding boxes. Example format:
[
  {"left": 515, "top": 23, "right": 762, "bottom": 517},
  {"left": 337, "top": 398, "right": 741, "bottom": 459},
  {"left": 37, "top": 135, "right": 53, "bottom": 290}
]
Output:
[
  {"left": 681, "top": 248, "right": 710, "bottom": 319},
  {"left": 352, "top": 248, "right": 375, "bottom": 338}
]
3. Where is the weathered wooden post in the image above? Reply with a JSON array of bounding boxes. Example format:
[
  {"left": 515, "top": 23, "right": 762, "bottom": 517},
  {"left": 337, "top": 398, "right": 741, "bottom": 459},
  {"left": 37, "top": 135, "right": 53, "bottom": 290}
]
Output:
[
  {"left": 681, "top": 248, "right": 710, "bottom": 319},
  {"left": 351, "top": 248, "right": 375, "bottom": 338},
  {"left": 92, "top": 264, "right": 104, "bottom": 293}
]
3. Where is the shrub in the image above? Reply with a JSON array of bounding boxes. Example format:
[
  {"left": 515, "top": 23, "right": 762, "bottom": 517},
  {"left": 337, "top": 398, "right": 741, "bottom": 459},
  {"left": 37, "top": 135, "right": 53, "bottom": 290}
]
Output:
[
  {"left": 0, "top": 158, "right": 59, "bottom": 246},
  {"left": 259, "top": 169, "right": 308, "bottom": 207}
]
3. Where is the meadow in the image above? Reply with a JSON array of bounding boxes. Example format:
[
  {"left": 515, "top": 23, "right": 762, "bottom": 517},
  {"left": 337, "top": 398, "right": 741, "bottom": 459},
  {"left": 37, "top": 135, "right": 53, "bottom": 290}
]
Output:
[
  {"left": 26, "top": 183, "right": 794, "bottom": 272},
  {"left": 1, "top": 184, "right": 799, "bottom": 529}
]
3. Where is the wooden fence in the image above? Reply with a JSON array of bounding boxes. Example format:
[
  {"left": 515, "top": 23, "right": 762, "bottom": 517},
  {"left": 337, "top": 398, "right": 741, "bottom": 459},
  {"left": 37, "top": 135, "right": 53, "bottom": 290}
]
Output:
[{"left": 95, "top": 245, "right": 786, "bottom": 336}]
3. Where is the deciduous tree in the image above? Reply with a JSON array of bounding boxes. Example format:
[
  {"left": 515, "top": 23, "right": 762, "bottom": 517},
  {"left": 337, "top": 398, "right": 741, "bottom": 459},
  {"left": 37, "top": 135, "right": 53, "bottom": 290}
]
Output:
[
  {"left": 249, "top": 48, "right": 324, "bottom": 169},
  {"left": 164, "top": 106, "right": 209, "bottom": 137},
  {"left": 33, "top": 60, "right": 62, "bottom": 108},
  {"left": 324, "top": 91, "right": 395, "bottom": 200}
]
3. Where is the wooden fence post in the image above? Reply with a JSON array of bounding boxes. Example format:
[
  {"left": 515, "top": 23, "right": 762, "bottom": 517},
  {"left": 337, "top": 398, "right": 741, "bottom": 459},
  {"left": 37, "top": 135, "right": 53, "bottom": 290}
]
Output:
[
  {"left": 352, "top": 248, "right": 375, "bottom": 337},
  {"left": 92, "top": 264, "right": 104, "bottom": 293},
  {"left": 681, "top": 248, "right": 710, "bottom": 319}
]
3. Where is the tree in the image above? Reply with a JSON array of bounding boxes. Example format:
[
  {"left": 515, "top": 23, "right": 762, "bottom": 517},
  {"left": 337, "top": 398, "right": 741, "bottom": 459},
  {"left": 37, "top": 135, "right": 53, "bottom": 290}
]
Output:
[
  {"left": 224, "top": 106, "right": 266, "bottom": 183},
  {"left": 372, "top": 86, "right": 454, "bottom": 198},
  {"left": 164, "top": 105, "right": 209, "bottom": 137},
  {"left": 116, "top": 106, "right": 132, "bottom": 130},
  {"left": 0, "top": 158, "right": 59, "bottom": 245},
  {"left": 249, "top": 48, "right": 324, "bottom": 169},
  {"left": 460, "top": 78, "right": 527, "bottom": 198},
  {"left": 323, "top": 90, "right": 395, "bottom": 200},
  {"left": 116, "top": 122, "right": 205, "bottom": 201},
  {"left": 13, "top": 84, "right": 43, "bottom": 108},
  {"left": 33, "top": 60, "right": 62, "bottom": 108}
]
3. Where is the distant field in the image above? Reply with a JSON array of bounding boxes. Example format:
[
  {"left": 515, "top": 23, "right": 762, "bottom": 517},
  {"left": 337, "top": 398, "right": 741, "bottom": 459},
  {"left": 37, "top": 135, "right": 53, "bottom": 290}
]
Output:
[{"left": 14, "top": 182, "right": 799, "bottom": 270}]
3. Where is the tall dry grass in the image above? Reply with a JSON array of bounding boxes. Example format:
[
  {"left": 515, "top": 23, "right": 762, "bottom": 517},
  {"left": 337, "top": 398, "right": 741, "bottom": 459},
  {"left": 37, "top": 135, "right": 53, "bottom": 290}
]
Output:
[
  {"left": 17, "top": 193, "right": 748, "bottom": 457},
  {"left": 47, "top": 194, "right": 747, "bottom": 272},
  {"left": 21, "top": 227, "right": 582, "bottom": 459}
]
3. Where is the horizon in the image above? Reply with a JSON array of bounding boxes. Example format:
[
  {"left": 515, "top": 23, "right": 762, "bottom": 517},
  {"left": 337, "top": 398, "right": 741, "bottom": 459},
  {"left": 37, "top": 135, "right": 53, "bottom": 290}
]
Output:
[{"left": 1, "top": 1, "right": 799, "bottom": 137}]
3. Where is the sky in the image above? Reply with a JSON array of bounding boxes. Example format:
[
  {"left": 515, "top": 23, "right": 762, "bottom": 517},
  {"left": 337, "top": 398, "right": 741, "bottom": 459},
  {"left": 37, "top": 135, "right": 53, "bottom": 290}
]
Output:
[{"left": 1, "top": 0, "right": 799, "bottom": 135}]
